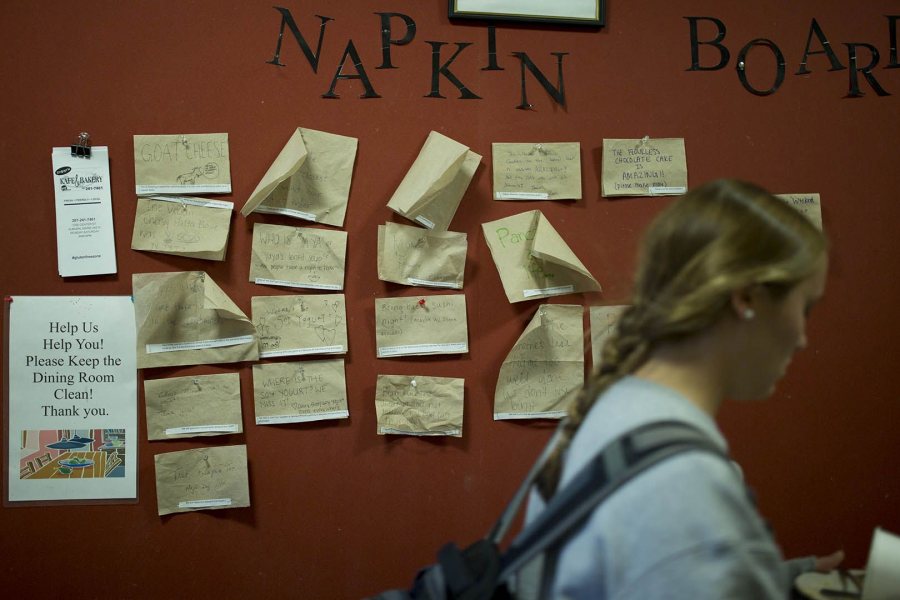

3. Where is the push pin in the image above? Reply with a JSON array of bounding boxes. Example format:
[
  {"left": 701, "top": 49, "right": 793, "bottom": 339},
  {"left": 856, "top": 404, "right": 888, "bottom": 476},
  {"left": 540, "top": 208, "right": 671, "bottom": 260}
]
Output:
[
  {"left": 411, "top": 378, "right": 417, "bottom": 388},
  {"left": 417, "top": 298, "right": 426, "bottom": 308}
]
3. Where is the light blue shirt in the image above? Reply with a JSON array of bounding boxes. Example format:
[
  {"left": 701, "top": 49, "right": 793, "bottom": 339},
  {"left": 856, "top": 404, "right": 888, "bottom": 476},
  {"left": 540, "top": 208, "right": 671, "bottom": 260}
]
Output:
[{"left": 519, "top": 376, "right": 795, "bottom": 599}]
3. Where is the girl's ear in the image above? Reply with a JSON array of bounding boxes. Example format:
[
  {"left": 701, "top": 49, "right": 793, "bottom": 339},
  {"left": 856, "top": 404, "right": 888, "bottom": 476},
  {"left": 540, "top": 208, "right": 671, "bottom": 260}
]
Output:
[{"left": 729, "top": 284, "right": 757, "bottom": 320}]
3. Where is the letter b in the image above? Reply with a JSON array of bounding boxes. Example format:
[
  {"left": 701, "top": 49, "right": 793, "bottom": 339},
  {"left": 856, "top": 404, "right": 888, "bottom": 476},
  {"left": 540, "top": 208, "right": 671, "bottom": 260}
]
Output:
[{"left": 685, "top": 17, "right": 730, "bottom": 71}]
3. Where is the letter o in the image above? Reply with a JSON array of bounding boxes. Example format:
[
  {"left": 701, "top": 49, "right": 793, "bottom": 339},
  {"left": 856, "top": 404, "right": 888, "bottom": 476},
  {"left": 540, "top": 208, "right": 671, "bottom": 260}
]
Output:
[{"left": 736, "top": 38, "right": 785, "bottom": 96}]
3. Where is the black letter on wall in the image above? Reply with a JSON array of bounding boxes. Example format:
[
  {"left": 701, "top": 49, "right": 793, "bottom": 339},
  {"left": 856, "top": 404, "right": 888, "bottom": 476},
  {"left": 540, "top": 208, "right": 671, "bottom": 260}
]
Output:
[
  {"left": 887, "top": 16, "right": 899, "bottom": 68},
  {"left": 737, "top": 39, "right": 785, "bottom": 96},
  {"left": 425, "top": 42, "right": 481, "bottom": 99},
  {"left": 685, "top": 17, "right": 729, "bottom": 71},
  {"left": 322, "top": 40, "right": 381, "bottom": 99},
  {"left": 267, "top": 7, "right": 333, "bottom": 72},
  {"left": 796, "top": 18, "right": 845, "bottom": 74},
  {"left": 375, "top": 13, "right": 416, "bottom": 69},
  {"left": 513, "top": 52, "right": 568, "bottom": 110},
  {"left": 482, "top": 25, "right": 504, "bottom": 71},
  {"left": 845, "top": 43, "right": 890, "bottom": 97}
]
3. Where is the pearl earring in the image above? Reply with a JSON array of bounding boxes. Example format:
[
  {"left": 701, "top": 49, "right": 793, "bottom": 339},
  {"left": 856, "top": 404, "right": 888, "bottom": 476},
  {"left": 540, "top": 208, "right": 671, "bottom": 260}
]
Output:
[{"left": 743, "top": 309, "right": 755, "bottom": 320}]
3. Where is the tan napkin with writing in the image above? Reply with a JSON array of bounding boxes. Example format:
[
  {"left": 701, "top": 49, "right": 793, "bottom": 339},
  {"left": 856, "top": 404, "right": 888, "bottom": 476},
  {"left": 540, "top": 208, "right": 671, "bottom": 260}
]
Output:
[
  {"left": 131, "top": 195, "right": 232, "bottom": 261},
  {"left": 494, "top": 304, "right": 583, "bottom": 420},
  {"left": 133, "top": 271, "right": 259, "bottom": 369},
  {"left": 154, "top": 445, "right": 250, "bottom": 516},
  {"left": 386, "top": 130, "right": 480, "bottom": 231},
  {"left": 375, "top": 374, "right": 464, "bottom": 437},
  {"left": 377, "top": 222, "right": 467, "bottom": 289},
  {"left": 482, "top": 210, "right": 601, "bottom": 303}
]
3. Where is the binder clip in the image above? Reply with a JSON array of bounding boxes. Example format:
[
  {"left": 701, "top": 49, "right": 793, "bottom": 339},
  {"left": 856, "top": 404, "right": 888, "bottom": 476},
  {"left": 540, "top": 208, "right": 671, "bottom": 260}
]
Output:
[{"left": 70, "top": 131, "right": 91, "bottom": 158}]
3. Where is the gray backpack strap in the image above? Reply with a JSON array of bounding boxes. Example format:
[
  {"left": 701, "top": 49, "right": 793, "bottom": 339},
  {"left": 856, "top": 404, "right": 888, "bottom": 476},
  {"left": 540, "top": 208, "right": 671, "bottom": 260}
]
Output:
[
  {"left": 497, "top": 420, "right": 729, "bottom": 582},
  {"left": 487, "top": 418, "right": 569, "bottom": 544}
]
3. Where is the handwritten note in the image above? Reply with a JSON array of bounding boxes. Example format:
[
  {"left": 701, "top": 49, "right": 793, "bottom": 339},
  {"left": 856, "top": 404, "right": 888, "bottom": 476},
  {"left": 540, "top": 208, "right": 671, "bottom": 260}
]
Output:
[
  {"left": 375, "top": 294, "right": 469, "bottom": 358},
  {"left": 252, "top": 359, "right": 348, "bottom": 424},
  {"left": 251, "top": 294, "right": 347, "bottom": 358},
  {"left": 154, "top": 444, "right": 250, "bottom": 516},
  {"left": 495, "top": 304, "right": 584, "bottom": 420},
  {"left": 776, "top": 193, "right": 823, "bottom": 229},
  {"left": 492, "top": 142, "right": 581, "bottom": 200},
  {"left": 144, "top": 373, "right": 243, "bottom": 440},
  {"left": 249, "top": 223, "right": 347, "bottom": 290},
  {"left": 601, "top": 138, "right": 688, "bottom": 197},
  {"left": 251, "top": 127, "right": 358, "bottom": 227},
  {"left": 589, "top": 305, "right": 628, "bottom": 371},
  {"left": 131, "top": 195, "right": 232, "bottom": 261},
  {"left": 375, "top": 374, "right": 464, "bottom": 437},
  {"left": 134, "top": 133, "right": 231, "bottom": 195},
  {"left": 133, "top": 271, "right": 259, "bottom": 369},
  {"left": 377, "top": 222, "right": 467, "bottom": 289},
  {"left": 387, "top": 130, "right": 481, "bottom": 231},
  {"left": 482, "top": 210, "right": 601, "bottom": 303}
]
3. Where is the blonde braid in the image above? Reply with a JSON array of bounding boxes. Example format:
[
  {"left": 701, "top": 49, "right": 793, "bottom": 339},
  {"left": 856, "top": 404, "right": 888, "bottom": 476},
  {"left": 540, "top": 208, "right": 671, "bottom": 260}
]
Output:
[
  {"left": 536, "top": 305, "right": 650, "bottom": 498},
  {"left": 534, "top": 179, "right": 827, "bottom": 499}
]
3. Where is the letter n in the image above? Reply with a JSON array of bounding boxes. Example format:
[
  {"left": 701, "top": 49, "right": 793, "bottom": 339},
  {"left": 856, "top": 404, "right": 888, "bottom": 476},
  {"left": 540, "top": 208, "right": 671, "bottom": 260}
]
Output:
[
  {"left": 267, "top": 7, "right": 333, "bottom": 73},
  {"left": 513, "top": 52, "right": 567, "bottom": 110}
]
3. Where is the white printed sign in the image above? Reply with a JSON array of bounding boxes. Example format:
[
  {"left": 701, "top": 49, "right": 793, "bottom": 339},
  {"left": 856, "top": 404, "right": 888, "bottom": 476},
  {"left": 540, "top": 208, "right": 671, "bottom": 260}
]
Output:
[
  {"left": 5, "top": 296, "right": 137, "bottom": 503},
  {"left": 51, "top": 147, "right": 117, "bottom": 277}
]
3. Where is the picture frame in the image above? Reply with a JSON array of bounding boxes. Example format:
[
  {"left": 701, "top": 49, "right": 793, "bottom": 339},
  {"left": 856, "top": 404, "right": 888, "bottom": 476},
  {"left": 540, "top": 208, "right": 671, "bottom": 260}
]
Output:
[{"left": 449, "top": 0, "right": 605, "bottom": 28}]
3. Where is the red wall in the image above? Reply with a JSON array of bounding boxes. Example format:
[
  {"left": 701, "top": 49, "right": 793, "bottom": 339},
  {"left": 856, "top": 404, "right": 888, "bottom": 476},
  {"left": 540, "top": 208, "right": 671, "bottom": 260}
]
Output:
[{"left": 1, "top": 1, "right": 898, "bottom": 598}]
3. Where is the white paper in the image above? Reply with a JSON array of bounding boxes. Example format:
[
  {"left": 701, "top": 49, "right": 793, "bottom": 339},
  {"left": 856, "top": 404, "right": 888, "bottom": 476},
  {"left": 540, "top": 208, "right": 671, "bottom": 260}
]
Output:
[
  {"left": 51, "top": 147, "right": 117, "bottom": 277},
  {"left": 406, "top": 278, "right": 462, "bottom": 289},
  {"left": 255, "top": 411, "right": 349, "bottom": 425},
  {"left": 145, "top": 335, "right": 256, "bottom": 354},
  {"left": 523, "top": 285, "right": 575, "bottom": 298},
  {"left": 141, "top": 195, "right": 233, "bottom": 210},
  {"left": 415, "top": 216, "right": 436, "bottom": 229},
  {"left": 377, "top": 342, "right": 468, "bottom": 358},
  {"left": 649, "top": 186, "right": 687, "bottom": 195},
  {"left": 494, "top": 192, "right": 550, "bottom": 200},
  {"left": 259, "top": 346, "right": 344, "bottom": 359},
  {"left": 862, "top": 527, "right": 900, "bottom": 600},
  {"left": 252, "top": 206, "right": 317, "bottom": 222},
  {"left": 455, "top": 0, "right": 598, "bottom": 19},
  {"left": 165, "top": 425, "right": 239, "bottom": 435},
  {"left": 253, "top": 278, "right": 342, "bottom": 291},
  {"left": 495, "top": 409, "right": 567, "bottom": 420},
  {"left": 6, "top": 296, "right": 137, "bottom": 503},
  {"left": 178, "top": 498, "right": 232, "bottom": 509}
]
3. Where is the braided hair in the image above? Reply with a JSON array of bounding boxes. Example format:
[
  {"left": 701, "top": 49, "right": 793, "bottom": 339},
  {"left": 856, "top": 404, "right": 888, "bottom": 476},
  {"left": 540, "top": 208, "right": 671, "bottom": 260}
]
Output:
[{"left": 536, "top": 179, "right": 827, "bottom": 498}]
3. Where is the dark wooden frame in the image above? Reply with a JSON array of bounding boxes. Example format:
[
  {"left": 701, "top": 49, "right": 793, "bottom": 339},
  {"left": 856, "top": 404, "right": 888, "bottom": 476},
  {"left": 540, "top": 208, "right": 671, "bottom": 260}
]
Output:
[{"left": 449, "top": 0, "right": 605, "bottom": 28}]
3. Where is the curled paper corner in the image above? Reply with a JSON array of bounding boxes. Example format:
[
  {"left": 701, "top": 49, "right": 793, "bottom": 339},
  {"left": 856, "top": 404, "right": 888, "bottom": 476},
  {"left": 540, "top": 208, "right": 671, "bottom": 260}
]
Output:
[{"left": 241, "top": 128, "right": 309, "bottom": 217}]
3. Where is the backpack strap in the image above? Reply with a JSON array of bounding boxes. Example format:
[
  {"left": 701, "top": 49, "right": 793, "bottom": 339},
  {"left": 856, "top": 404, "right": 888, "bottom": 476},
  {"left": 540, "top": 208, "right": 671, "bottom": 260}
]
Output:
[
  {"left": 487, "top": 418, "right": 569, "bottom": 545},
  {"left": 497, "top": 420, "right": 730, "bottom": 581}
]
